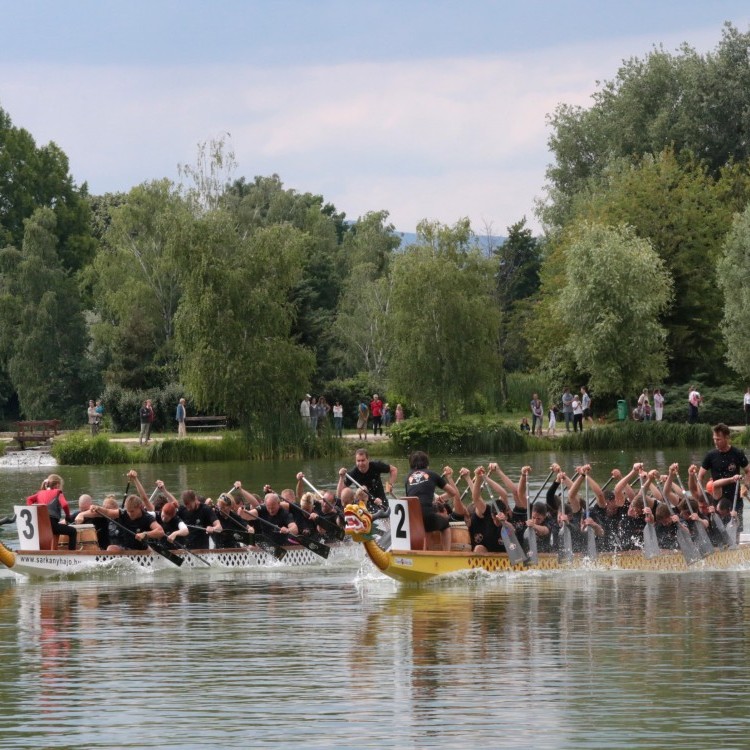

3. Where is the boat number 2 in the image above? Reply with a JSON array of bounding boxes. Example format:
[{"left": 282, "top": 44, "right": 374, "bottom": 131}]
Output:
[
  {"left": 394, "top": 504, "right": 406, "bottom": 539},
  {"left": 390, "top": 499, "right": 411, "bottom": 551},
  {"left": 19, "top": 508, "right": 34, "bottom": 540}
]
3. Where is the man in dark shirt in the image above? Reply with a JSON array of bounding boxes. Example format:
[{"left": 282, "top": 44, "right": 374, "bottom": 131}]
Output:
[
  {"left": 244, "top": 493, "right": 298, "bottom": 547},
  {"left": 337, "top": 449, "right": 398, "bottom": 509},
  {"left": 699, "top": 423, "right": 750, "bottom": 501},
  {"left": 90, "top": 495, "right": 164, "bottom": 552},
  {"left": 178, "top": 490, "right": 221, "bottom": 549}
]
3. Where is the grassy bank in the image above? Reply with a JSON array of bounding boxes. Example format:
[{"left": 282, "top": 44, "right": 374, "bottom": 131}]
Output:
[
  {"left": 51, "top": 430, "right": 350, "bottom": 465},
  {"left": 48, "top": 419, "right": 718, "bottom": 465}
]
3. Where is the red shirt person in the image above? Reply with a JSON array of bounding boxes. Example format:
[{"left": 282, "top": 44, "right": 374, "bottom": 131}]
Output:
[
  {"left": 26, "top": 473, "right": 76, "bottom": 550},
  {"left": 370, "top": 394, "right": 384, "bottom": 436}
]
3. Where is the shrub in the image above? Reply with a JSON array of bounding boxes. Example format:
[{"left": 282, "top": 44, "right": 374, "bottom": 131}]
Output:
[
  {"left": 99, "top": 383, "right": 188, "bottom": 432},
  {"left": 389, "top": 416, "right": 527, "bottom": 454},
  {"left": 52, "top": 432, "right": 134, "bottom": 465},
  {"left": 503, "top": 373, "right": 549, "bottom": 412}
]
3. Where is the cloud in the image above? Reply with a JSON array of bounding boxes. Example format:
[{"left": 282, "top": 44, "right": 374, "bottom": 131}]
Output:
[{"left": 0, "top": 23, "right": 731, "bottom": 234}]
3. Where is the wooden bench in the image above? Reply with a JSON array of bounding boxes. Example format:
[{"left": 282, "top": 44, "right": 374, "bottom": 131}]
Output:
[
  {"left": 184, "top": 416, "right": 227, "bottom": 431},
  {"left": 13, "top": 419, "right": 61, "bottom": 449}
]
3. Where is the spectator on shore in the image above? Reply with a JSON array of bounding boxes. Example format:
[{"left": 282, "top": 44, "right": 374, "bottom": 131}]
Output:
[
  {"left": 688, "top": 386, "right": 702, "bottom": 424},
  {"left": 87, "top": 400, "right": 100, "bottom": 437},
  {"left": 530, "top": 393, "right": 543, "bottom": 436},
  {"left": 561, "top": 387, "right": 574, "bottom": 432},
  {"left": 176, "top": 398, "right": 187, "bottom": 438},
  {"left": 653, "top": 388, "right": 665, "bottom": 421},
  {"left": 520, "top": 417, "right": 531, "bottom": 433},
  {"left": 139, "top": 399, "right": 154, "bottom": 445},
  {"left": 395, "top": 404, "right": 405, "bottom": 423},
  {"left": 332, "top": 400, "right": 344, "bottom": 437}
]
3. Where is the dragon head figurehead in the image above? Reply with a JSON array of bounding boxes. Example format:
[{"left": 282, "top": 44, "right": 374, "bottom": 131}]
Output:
[{"left": 345, "top": 501, "right": 375, "bottom": 542}]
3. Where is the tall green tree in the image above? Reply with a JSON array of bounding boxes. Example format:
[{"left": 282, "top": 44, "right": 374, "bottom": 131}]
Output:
[
  {"left": 494, "top": 217, "right": 542, "bottom": 372},
  {"left": 90, "top": 180, "right": 192, "bottom": 388},
  {"left": 175, "top": 214, "right": 314, "bottom": 430},
  {"left": 543, "top": 23, "right": 750, "bottom": 229},
  {"left": 0, "top": 105, "right": 95, "bottom": 271},
  {"left": 332, "top": 211, "right": 401, "bottom": 379},
  {"left": 0, "top": 208, "right": 90, "bottom": 419},
  {"left": 554, "top": 223, "right": 672, "bottom": 397},
  {"left": 717, "top": 204, "right": 750, "bottom": 378},
  {"left": 388, "top": 220, "right": 501, "bottom": 418}
]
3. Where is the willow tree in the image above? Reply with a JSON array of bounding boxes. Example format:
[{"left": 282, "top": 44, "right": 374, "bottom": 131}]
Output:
[
  {"left": 387, "top": 219, "right": 501, "bottom": 419},
  {"left": 556, "top": 222, "right": 672, "bottom": 396},
  {"left": 717, "top": 204, "right": 750, "bottom": 378},
  {"left": 174, "top": 212, "right": 314, "bottom": 438}
]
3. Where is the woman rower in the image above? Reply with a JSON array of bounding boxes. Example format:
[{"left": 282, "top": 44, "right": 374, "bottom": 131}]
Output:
[{"left": 26, "top": 474, "right": 77, "bottom": 551}]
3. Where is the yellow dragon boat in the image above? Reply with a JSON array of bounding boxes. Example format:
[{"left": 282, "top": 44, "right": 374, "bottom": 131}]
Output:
[{"left": 344, "top": 498, "right": 750, "bottom": 584}]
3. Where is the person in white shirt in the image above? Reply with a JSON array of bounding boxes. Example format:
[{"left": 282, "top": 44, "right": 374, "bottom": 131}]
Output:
[{"left": 653, "top": 388, "right": 665, "bottom": 421}]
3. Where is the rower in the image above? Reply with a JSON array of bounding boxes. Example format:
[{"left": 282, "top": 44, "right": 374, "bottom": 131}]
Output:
[
  {"left": 26, "top": 474, "right": 77, "bottom": 551},
  {"left": 243, "top": 492, "right": 298, "bottom": 546},
  {"left": 178, "top": 490, "right": 221, "bottom": 549},
  {"left": 338, "top": 449, "right": 398, "bottom": 511},
  {"left": 91, "top": 495, "right": 165, "bottom": 552},
  {"left": 157, "top": 501, "right": 189, "bottom": 545}
]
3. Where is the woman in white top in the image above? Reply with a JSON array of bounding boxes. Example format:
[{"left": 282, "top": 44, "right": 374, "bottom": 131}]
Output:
[
  {"left": 572, "top": 395, "right": 584, "bottom": 432},
  {"left": 653, "top": 388, "right": 665, "bottom": 421}
]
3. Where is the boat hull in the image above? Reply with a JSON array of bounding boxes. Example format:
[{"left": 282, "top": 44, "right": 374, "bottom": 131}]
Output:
[
  {"left": 374, "top": 545, "right": 750, "bottom": 584},
  {"left": 5, "top": 542, "right": 360, "bottom": 578}
]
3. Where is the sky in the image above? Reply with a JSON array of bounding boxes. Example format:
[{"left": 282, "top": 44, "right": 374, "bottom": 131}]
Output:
[{"left": 1, "top": 1, "right": 749, "bottom": 235}]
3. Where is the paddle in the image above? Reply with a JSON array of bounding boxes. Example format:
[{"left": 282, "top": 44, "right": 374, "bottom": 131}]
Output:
[
  {"left": 558, "top": 480, "right": 573, "bottom": 563},
  {"left": 185, "top": 523, "right": 254, "bottom": 547},
  {"left": 652, "top": 477, "right": 700, "bottom": 564},
  {"left": 694, "top": 478, "right": 732, "bottom": 548},
  {"left": 345, "top": 472, "right": 389, "bottom": 512},
  {"left": 0, "top": 514, "right": 17, "bottom": 526},
  {"left": 121, "top": 481, "right": 130, "bottom": 508},
  {"left": 95, "top": 508, "right": 184, "bottom": 567},
  {"left": 583, "top": 475, "right": 598, "bottom": 561},
  {"left": 292, "top": 477, "right": 346, "bottom": 541},
  {"left": 639, "top": 474, "right": 660, "bottom": 559},
  {"left": 248, "top": 513, "right": 331, "bottom": 559},
  {"left": 482, "top": 479, "right": 526, "bottom": 565},
  {"left": 523, "top": 480, "right": 539, "bottom": 566},
  {"left": 725, "top": 480, "right": 741, "bottom": 549},
  {"left": 223, "top": 489, "right": 287, "bottom": 559},
  {"left": 673, "top": 474, "right": 715, "bottom": 557},
  {"left": 166, "top": 538, "right": 212, "bottom": 567}
]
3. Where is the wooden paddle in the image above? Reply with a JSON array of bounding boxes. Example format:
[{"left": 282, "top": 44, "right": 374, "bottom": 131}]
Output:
[
  {"left": 583, "top": 475, "right": 598, "bottom": 561},
  {"left": 693, "top": 478, "right": 732, "bottom": 548},
  {"left": 248, "top": 513, "right": 331, "bottom": 559},
  {"left": 558, "top": 480, "right": 573, "bottom": 563},
  {"left": 673, "top": 474, "right": 715, "bottom": 557},
  {"left": 639, "top": 474, "right": 660, "bottom": 559},
  {"left": 725, "top": 480, "right": 741, "bottom": 548},
  {"left": 482, "top": 479, "right": 526, "bottom": 565},
  {"left": 95, "top": 508, "right": 184, "bottom": 567},
  {"left": 652, "top": 477, "right": 700, "bottom": 564},
  {"left": 293, "top": 477, "right": 346, "bottom": 541},
  {"left": 166, "top": 538, "right": 212, "bottom": 567}
]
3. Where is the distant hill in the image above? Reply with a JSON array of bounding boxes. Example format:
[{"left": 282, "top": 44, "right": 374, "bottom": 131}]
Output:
[{"left": 397, "top": 231, "right": 505, "bottom": 254}]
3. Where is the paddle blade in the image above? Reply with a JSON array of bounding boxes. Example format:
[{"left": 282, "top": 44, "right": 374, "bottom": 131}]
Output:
[
  {"left": 148, "top": 541, "right": 185, "bottom": 567},
  {"left": 524, "top": 527, "right": 538, "bottom": 565},
  {"left": 643, "top": 523, "right": 660, "bottom": 559},
  {"left": 675, "top": 524, "right": 701, "bottom": 565},
  {"left": 292, "top": 533, "right": 331, "bottom": 559},
  {"left": 501, "top": 526, "right": 527, "bottom": 565},
  {"left": 710, "top": 512, "right": 732, "bottom": 548},
  {"left": 725, "top": 518, "right": 739, "bottom": 549},
  {"left": 693, "top": 522, "right": 715, "bottom": 558},
  {"left": 256, "top": 535, "right": 287, "bottom": 561},
  {"left": 558, "top": 524, "right": 573, "bottom": 563},
  {"left": 586, "top": 526, "right": 598, "bottom": 561}
]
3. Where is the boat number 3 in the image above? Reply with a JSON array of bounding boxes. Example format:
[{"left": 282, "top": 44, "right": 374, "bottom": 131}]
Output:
[{"left": 19, "top": 508, "right": 34, "bottom": 540}]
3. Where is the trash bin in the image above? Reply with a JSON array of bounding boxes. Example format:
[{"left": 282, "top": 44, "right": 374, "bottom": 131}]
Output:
[{"left": 617, "top": 400, "right": 627, "bottom": 421}]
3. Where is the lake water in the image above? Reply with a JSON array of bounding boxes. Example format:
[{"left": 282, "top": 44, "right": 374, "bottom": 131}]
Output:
[{"left": 0, "top": 448, "right": 749, "bottom": 749}]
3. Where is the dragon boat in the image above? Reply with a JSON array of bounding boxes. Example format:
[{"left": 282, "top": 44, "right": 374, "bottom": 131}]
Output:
[
  {"left": 344, "top": 497, "right": 750, "bottom": 584},
  {"left": 0, "top": 504, "right": 358, "bottom": 578}
]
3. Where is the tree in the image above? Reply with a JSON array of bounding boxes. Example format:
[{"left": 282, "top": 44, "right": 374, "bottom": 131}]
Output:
[
  {"left": 90, "top": 180, "right": 192, "bottom": 388},
  {"left": 565, "top": 150, "right": 749, "bottom": 383},
  {"left": 0, "top": 105, "right": 95, "bottom": 271},
  {"left": 542, "top": 23, "right": 750, "bottom": 229},
  {"left": 717, "top": 204, "right": 750, "bottom": 378},
  {"left": 331, "top": 211, "right": 401, "bottom": 379},
  {"left": 555, "top": 223, "right": 672, "bottom": 396},
  {"left": 494, "top": 217, "right": 542, "bottom": 372},
  {"left": 175, "top": 214, "right": 315, "bottom": 431},
  {"left": 388, "top": 220, "right": 501, "bottom": 418},
  {"left": 2, "top": 208, "right": 90, "bottom": 419}
]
